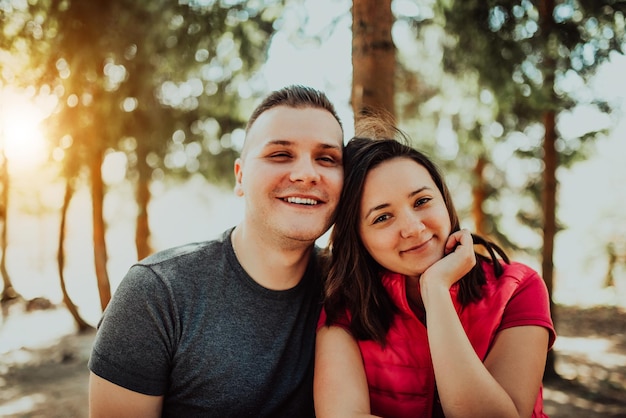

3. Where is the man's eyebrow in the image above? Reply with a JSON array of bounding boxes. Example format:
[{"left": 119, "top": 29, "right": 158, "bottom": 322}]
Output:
[
  {"left": 263, "top": 139, "right": 292, "bottom": 147},
  {"left": 318, "top": 143, "right": 342, "bottom": 152},
  {"left": 262, "top": 140, "right": 342, "bottom": 151}
]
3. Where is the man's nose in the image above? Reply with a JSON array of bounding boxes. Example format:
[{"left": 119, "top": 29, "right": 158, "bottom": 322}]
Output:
[{"left": 290, "top": 157, "right": 321, "bottom": 183}]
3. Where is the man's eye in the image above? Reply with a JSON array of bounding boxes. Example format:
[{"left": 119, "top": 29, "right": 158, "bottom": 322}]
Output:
[
  {"left": 269, "top": 152, "right": 291, "bottom": 159},
  {"left": 318, "top": 156, "right": 338, "bottom": 164}
]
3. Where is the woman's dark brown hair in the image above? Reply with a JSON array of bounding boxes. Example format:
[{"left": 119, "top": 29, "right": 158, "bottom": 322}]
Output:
[{"left": 323, "top": 125, "right": 509, "bottom": 345}]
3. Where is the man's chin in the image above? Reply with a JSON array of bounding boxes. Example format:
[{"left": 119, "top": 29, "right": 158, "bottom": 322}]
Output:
[{"left": 281, "top": 224, "right": 331, "bottom": 244}]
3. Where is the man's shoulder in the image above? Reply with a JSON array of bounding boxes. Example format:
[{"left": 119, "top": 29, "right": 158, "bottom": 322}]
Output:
[{"left": 138, "top": 229, "right": 232, "bottom": 268}]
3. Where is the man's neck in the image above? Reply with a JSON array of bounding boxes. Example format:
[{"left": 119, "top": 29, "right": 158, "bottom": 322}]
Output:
[{"left": 231, "top": 225, "right": 314, "bottom": 290}]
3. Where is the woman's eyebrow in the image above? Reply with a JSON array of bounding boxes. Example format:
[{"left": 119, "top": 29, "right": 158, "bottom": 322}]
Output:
[
  {"left": 364, "top": 203, "right": 390, "bottom": 219},
  {"left": 408, "top": 186, "right": 432, "bottom": 199},
  {"left": 364, "top": 186, "right": 434, "bottom": 218}
]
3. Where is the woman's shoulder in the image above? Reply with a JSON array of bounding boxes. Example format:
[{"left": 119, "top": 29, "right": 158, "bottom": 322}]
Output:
[
  {"left": 479, "top": 260, "right": 549, "bottom": 302},
  {"left": 482, "top": 259, "right": 541, "bottom": 283}
]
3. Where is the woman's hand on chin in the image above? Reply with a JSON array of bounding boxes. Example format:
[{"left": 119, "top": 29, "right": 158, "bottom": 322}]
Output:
[{"left": 420, "top": 229, "right": 476, "bottom": 291}]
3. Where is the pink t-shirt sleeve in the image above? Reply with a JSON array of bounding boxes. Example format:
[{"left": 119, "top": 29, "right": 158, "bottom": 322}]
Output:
[{"left": 498, "top": 270, "right": 557, "bottom": 349}]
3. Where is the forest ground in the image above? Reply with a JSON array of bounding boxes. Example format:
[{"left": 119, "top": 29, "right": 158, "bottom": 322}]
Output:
[{"left": 0, "top": 302, "right": 625, "bottom": 417}]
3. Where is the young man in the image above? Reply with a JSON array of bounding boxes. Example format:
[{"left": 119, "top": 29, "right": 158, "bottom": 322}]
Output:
[{"left": 88, "top": 85, "right": 344, "bottom": 417}]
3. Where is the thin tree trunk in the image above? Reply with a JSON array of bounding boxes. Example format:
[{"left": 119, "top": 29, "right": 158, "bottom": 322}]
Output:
[
  {"left": 135, "top": 143, "right": 152, "bottom": 260},
  {"left": 541, "top": 109, "right": 559, "bottom": 380},
  {"left": 604, "top": 243, "right": 616, "bottom": 288},
  {"left": 58, "top": 177, "right": 92, "bottom": 332},
  {"left": 539, "top": 0, "right": 559, "bottom": 381},
  {"left": 471, "top": 155, "right": 488, "bottom": 237},
  {"left": 0, "top": 149, "right": 19, "bottom": 302},
  {"left": 351, "top": 0, "right": 395, "bottom": 121},
  {"left": 135, "top": 175, "right": 151, "bottom": 260},
  {"left": 90, "top": 148, "right": 111, "bottom": 311},
  {"left": 541, "top": 112, "right": 557, "bottom": 303}
]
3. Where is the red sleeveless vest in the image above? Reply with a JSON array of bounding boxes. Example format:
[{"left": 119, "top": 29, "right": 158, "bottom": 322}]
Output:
[{"left": 357, "top": 261, "right": 555, "bottom": 417}]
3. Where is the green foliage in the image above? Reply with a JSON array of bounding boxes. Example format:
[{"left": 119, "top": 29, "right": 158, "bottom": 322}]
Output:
[
  {"left": 393, "top": 0, "right": 626, "bottom": 254},
  {"left": 0, "top": 0, "right": 285, "bottom": 187}
]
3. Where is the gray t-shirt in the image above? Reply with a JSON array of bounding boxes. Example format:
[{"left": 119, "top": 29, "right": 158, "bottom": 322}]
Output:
[{"left": 89, "top": 228, "right": 322, "bottom": 417}]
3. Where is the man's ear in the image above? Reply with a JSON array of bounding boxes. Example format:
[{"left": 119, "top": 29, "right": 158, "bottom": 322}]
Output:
[{"left": 234, "top": 158, "right": 244, "bottom": 196}]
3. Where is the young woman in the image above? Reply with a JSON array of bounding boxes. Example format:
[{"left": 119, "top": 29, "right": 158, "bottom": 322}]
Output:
[{"left": 315, "top": 129, "right": 556, "bottom": 418}]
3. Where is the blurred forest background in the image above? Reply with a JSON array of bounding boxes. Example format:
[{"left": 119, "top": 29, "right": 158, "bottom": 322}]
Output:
[{"left": 1, "top": 0, "right": 626, "bottom": 416}]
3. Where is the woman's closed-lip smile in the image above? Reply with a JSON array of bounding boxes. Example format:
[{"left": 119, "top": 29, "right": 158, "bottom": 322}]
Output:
[{"left": 400, "top": 238, "right": 432, "bottom": 254}]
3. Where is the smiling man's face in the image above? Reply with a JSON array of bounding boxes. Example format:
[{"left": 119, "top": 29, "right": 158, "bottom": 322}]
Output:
[{"left": 234, "top": 105, "right": 344, "bottom": 245}]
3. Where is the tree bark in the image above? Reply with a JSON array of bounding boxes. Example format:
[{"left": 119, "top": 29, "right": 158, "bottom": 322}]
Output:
[
  {"left": 90, "top": 147, "right": 112, "bottom": 311},
  {"left": 351, "top": 0, "right": 395, "bottom": 121},
  {"left": 135, "top": 142, "right": 152, "bottom": 261},
  {"left": 541, "top": 109, "right": 559, "bottom": 380},
  {"left": 0, "top": 149, "right": 19, "bottom": 302},
  {"left": 471, "top": 155, "right": 488, "bottom": 237},
  {"left": 539, "top": 0, "right": 559, "bottom": 381},
  {"left": 58, "top": 177, "right": 92, "bottom": 331}
]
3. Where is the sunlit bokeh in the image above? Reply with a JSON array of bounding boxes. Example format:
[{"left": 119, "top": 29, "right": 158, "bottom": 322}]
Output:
[
  {"left": 0, "top": 88, "right": 49, "bottom": 174},
  {"left": 0, "top": 2, "right": 625, "bottom": 417}
]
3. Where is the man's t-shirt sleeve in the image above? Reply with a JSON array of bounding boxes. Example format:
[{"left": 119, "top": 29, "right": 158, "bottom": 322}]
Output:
[{"left": 88, "top": 264, "right": 175, "bottom": 395}]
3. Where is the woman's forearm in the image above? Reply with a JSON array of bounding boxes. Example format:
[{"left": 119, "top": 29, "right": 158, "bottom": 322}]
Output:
[{"left": 420, "top": 281, "right": 520, "bottom": 418}]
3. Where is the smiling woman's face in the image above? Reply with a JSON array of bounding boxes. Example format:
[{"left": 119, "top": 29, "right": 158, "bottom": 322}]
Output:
[{"left": 358, "top": 157, "right": 452, "bottom": 279}]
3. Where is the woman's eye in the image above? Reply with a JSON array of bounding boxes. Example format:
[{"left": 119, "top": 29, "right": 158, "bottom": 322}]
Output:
[
  {"left": 415, "top": 197, "right": 431, "bottom": 207},
  {"left": 373, "top": 214, "right": 390, "bottom": 224}
]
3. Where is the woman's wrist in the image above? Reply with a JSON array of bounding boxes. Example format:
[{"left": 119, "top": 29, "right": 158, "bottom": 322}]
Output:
[{"left": 419, "top": 274, "right": 451, "bottom": 309}]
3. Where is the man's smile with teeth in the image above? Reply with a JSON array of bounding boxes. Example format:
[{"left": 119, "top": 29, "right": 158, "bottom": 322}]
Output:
[{"left": 284, "top": 197, "right": 320, "bottom": 205}]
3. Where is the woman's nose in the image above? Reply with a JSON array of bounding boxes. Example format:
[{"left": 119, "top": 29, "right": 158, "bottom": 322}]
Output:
[{"left": 399, "top": 212, "right": 425, "bottom": 238}]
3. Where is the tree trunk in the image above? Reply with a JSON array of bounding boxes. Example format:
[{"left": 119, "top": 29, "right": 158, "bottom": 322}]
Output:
[
  {"left": 541, "top": 112, "right": 557, "bottom": 305},
  {"left": 471, "top": 155, "right": 488, "bottom": 237},
  {"left": 351, "top": 0, "right": 395, "bottom": 121},
  {"left": 541, "top": 109, "right": 559, "bottom": 380},
  {"left": 604, "top": 242, "right": 616, "bottom": 288},
  {"left": 58, "top": 177, "right": 92, "bottom": 332},
  {"left": 90, "top": 148, "right": 112, "bottom": 311},
  {"left": 539, "top": 0, "right": 559, "bottom": 381},
  {"left": 135, "top": 142, "right": 152, "bottom": 261},
  {"left": 0, "top": 149, "right": 19, "bottom": 302}
]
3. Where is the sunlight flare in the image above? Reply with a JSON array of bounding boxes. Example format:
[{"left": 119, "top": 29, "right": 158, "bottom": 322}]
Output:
[{"left": 0, "top": 88, "right": 49, "bottom": 173}]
